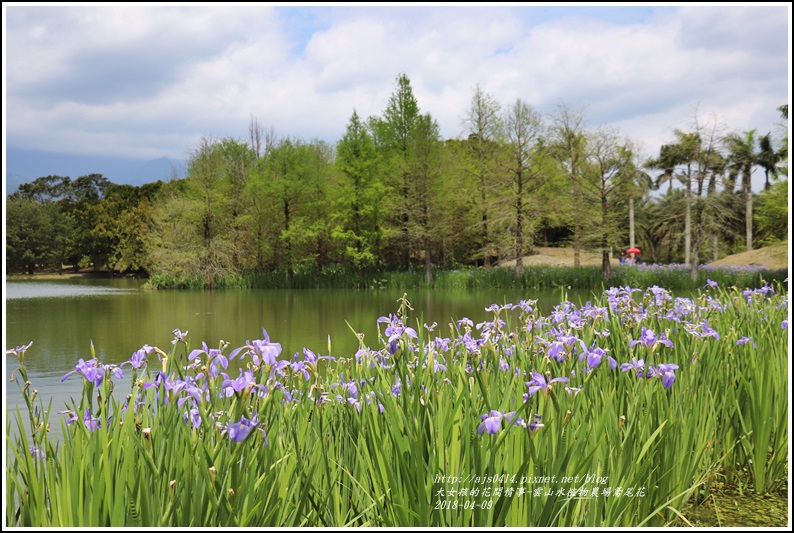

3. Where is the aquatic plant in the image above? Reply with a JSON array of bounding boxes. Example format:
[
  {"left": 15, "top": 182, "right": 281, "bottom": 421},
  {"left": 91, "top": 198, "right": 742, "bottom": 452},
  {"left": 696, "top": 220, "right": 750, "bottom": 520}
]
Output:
[{"left": 6, "top": 283, "right": 788, "bottom": 526}]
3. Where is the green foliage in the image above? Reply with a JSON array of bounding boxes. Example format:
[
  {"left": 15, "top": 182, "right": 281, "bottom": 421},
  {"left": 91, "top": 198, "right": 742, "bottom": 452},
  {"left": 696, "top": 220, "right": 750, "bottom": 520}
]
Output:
[
  {"left": 8, "top": 174, "right": 161, "bottom": 275},
  {"left": 331, "top": 110, "right": 385, "bottom": 273},
  {"left": 7, "top": 284, "right": 788, "bottom": 526},
  {"left": 142, "top": 263, "right": 786, "bottom": 292},
  {"left": 6, "top": 96, "right": 788, "bottom": 282},
  {"left": 5, "top": 195, "right": 73, "bottom": 273},
  {"left": 753, "top": 179, "right": 788, "bottom": 245}
]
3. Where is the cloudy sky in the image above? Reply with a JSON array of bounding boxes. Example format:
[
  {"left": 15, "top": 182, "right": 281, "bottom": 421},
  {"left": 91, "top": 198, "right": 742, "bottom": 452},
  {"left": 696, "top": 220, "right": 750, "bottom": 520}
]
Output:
[{"left": 3, "top": 3, "right": 791, "bottom": 181}]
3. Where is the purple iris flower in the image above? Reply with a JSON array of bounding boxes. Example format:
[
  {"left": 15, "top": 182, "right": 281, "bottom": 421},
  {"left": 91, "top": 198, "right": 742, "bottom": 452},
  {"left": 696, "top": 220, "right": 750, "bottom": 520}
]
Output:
[
  {"left": 478, "top": 411, "right": 504, "bottom": 435},
  {"left": 461, "top": 332, "right": 481, "bottom": 354},
  {"left": 686, "top": 320, "right": 721, "bottom": 341},
  {"left": 456, "top": 317, "right": 474, "bottom": 329},
  {"left": 513, "top": 300, "right": 536, "bottom": 314},
  {"left": 208, "top": 351, "right": 228, "bottom": 376},
  {"left": 528, "top": 414, "right": 544, "bottom": 432},
  {"left": 29, "top": 445, "right": 45, "bottom": 459},
  {"left": 58, "top": 409, "right": 79, "bottom": 425},
  {"left": 546, "top": 341, "right": 568, "bottom": 363},
  {"left": 184, "top": 407, "right": 202, "bottom": 429},
  {"left": 220, "top": 369, "right": 259, "bottom": 397},
  {"left": 477, "top": 410, "right": 523, "bottom": 435},
  {"left": 171, "top": 329, "right": 189, "bottom": 344},
  {"left": 646, "top": 286, "right": 672, "bottom": 304},
  {"left": 143, "top": 371, "right": 185, "bottom": 405},
  {"left": 61, "top": 358, "right": 100, "bottom": 385},
  {"left": 586, "top": 346, "right": 608, "bottom": 369},
  {"left": 736, "top": 336, "right": 755, "bottom": 347},
  {"left": 226, "top": 414, "right": 260, "bottom": 443},
  {"left": 188, "top": 342, "right": 229, "bottom": 377},
  {"left": 124, "top": 345, "right": 153, "bottom": 369},
  {"left": 476, "top": 319, "right": 506, "bottom": 334},
  {"left": 354, "top": 347, "right": 371, "bottom": 364},
  {"left": 290, "top": 359, "right": 311, "bottom": 380},
  {"left": 525, "top": 371, "right": 569, "bottom": 399},
  {"left": 302, "top": 347, "right": 335, "bottom": 366},
  {"left": 629, "top": 327, "right": 674, "bottom": 351},
  {"left": 382, "top": 315, "right": 418, "bottom": 354},
  {"left": 176, "top": 376, "right": 210, "bottom": 407},
  {"left": 83, "top": 408, "right": 102, "bottom": 432},
  {"left": 485, "top": 303, "right": 512, "bottom": 314},
  {"left": 230, "top": 328, "right": 282, "bottom": 366},
  {"left": 434, "top": 337, "right": 451, "bottom": 351},
  {"left": 7, "top": 341, "right": 33, "bottom": 361},
  {"left": 706, "top": 279, "right": 718, "bottom": 288},
  {"left": 61, "top": 358, "right": 121, "bottom": 386},
  {"left": 782, "top": 319, "right": 788, "bottom": 330},
  {"left": 647, "top": 363, "right": 680, "bottom": 388},
  {"left": 620, "top": 357, "right": 646, "bottom": 377}
]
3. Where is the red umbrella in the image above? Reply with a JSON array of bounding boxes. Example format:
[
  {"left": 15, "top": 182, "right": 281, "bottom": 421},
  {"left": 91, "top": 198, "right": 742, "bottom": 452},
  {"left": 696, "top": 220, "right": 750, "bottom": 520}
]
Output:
[{"left": 626, "top": 247, "right": 641, "bottom": 255}]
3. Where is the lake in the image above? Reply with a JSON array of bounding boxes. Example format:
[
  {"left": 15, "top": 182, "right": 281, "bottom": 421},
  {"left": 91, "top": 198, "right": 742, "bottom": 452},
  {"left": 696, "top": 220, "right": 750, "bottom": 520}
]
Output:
[{"left": 5, "top": 278, "right": 597, "bottom": 436}]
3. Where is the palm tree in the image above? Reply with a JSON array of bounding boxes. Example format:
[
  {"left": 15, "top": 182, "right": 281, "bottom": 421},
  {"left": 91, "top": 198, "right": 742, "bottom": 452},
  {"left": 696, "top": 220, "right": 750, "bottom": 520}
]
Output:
[
  {"left": 627, "top": 159, "right": 653, "bottom": 250},
  {"left": 645, "top": 143, "right": 680, "bottom": 193},
  {"left": 757, "top": 133, "right": 781, "bottom": 191},
  {"left": 724, "top": 129, "right": 758, "bottom": 251},
  {"left": 652, "top": 132, "right": 701, "bottom": 265}
]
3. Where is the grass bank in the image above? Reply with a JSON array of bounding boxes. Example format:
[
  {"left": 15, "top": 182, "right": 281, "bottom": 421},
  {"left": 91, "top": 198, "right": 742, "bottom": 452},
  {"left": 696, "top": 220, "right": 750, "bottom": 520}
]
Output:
[{"left": 143, "top": 263, "right": 788, "bottom": 291}]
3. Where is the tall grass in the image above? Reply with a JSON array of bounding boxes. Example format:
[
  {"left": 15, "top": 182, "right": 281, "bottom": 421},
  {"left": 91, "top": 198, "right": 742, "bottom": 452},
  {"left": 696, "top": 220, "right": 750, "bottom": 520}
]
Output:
[
  {"left": 144, "top": 264, "right": 788, "bottom": 291},
  {"left": 6, "top": 282, "right": 788, "bottom": 526}
]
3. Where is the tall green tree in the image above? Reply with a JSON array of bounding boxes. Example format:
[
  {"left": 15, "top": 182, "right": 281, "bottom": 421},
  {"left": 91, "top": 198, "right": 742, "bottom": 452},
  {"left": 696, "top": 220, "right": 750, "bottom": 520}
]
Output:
[
  {"left": 648, "top": 131, "right": 701, "bottom": 265},
  {"left": 373, "top": 73, "right": 421, "bottom": 269},
  {"left": 15, "top": 175, "right": 72, "bottom": 204},
  {"left": 757, "top": 133, "right": 781, "bottom": 191},
  {"left": 461, "top": 85, "right": 503, "bottom": 266},
  {"left": 146, "top": 138, "right": 242, "bottom": 285},
  {"left": 754, "top": 179, "right": 788, "bottom": 245},
  {"left": 683, "top": 116, "right": 724, "bottom": 280},
  {"left": 259, "top": 137, "right": 330, "bottom": 285},
  {"left": 503, "top": 98, "right": 546, "bottom": 276},
  {"left": 332, "top": 110, "right": 385, "bottom": 274},
  {"left": 217, "top": 138, "right": 257, "bottom": 270},
  {"left": 406, "top": 113, "right": 444, "bottom": 284},
  {"left": 548, "top": 104, "right": 589, "bottom": 267},
  {"left": 6, "top": 196, "right": 72, "bottom": 274},
  {"left": 578, "top": 130, "right": 638, "bottom": 277}
]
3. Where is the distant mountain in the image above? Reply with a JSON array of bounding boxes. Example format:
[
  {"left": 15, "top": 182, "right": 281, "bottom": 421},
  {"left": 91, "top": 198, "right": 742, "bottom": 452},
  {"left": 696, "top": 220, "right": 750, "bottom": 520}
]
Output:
[{"left": 4, "top": 147, "right": 187, "bottom": 193}]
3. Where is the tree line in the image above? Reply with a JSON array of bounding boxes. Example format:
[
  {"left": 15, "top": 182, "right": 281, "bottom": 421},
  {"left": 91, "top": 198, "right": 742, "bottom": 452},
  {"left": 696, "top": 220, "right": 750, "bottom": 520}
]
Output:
[{"left": 6, "top": 75, "right": 788, "bottom": 284}]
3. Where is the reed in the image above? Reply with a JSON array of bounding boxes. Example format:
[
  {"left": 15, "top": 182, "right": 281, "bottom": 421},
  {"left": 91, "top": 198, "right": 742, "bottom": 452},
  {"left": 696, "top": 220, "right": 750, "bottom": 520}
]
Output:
[{"left": 142, "top": 264, "right": 787, "bottom": 291}]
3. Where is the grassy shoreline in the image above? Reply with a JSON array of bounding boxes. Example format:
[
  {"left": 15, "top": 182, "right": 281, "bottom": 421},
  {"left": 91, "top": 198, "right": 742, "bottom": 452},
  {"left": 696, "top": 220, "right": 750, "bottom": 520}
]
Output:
[
  {"left": 8, "top": 243, "right": 788, "bottom": 287},
  {"left": 7, "top": 264, "right": 787, "bottom": 292},
  {"left": 140, "top": 264, "right": 788, "bottom": 291}
]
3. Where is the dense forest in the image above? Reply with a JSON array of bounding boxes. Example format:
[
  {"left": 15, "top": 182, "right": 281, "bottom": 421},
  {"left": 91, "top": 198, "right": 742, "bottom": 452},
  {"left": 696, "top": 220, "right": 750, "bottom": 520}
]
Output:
[{"left": 6, "top": 75, "right": 789, "bottom": 286}]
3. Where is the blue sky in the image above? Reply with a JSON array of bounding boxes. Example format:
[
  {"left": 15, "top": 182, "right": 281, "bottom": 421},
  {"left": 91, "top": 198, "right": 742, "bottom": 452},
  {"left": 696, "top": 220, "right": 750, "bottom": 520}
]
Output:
[{"left": 3, "top": 3, "right": 790, "bottom": 190}]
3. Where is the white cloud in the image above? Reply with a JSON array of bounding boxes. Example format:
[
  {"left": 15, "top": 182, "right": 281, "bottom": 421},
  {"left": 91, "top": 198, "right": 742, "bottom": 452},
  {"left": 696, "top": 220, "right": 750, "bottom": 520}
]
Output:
[{"left": 4, "top": 4, "right": 789, "bottom": 165}]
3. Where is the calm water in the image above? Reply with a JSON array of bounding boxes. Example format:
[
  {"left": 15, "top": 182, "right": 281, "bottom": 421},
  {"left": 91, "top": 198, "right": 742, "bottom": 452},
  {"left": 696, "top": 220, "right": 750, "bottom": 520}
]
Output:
[{"left": 4, "top": 279, "right": 596, "bottom": 436}]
